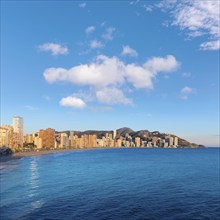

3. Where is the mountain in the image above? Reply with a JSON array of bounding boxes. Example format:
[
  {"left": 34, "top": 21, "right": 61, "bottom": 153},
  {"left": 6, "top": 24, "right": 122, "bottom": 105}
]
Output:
[{"left": 116, "top": 127, "right": 134, "bottom": 137}]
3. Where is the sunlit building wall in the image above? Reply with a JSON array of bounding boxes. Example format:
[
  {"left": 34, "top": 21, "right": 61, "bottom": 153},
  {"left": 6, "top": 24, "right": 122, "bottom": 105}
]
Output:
[{"left": 13, "top": 116, "right": 23, "bottom": 147}]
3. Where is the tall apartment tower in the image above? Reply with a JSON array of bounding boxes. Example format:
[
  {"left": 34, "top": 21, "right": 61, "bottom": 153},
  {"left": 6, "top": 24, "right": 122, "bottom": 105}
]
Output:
[
  {"left": 113, "top": 129, "right": 117, "bottom": 140},
  {"left": 38, "top": 128, "right": 55, "bottom": 149},
  {"left": 13, "top": 116, "right": 23, "bottom": 147},
  {"left": 0, "top": 125, "right": 14, "bottom": 148},
  {"left": 135, "top": 137, "right": 141, "bottom": 147},
  {"left": 174, "top": 137, "right": 178, "bottom": 147}
]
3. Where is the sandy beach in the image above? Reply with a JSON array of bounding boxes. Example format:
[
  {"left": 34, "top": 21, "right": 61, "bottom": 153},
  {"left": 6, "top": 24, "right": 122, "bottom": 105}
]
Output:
[
  {"left": 14, "top": 148, "right": 81, "bottom": 157},
  {"left": 0, "top": 148, "right": 90, "bottom": 162}
]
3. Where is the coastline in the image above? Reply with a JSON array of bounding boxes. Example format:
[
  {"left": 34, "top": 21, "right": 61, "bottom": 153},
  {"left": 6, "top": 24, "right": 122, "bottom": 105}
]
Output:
[
  {"left": 0, "top": 148, "right": 87, "bottom": 163},
  {"left": 0, "top": 146, "right": 213, "bottom": 163},
  {"left": 14, "top": 148, "right": 82, "bottom": 157}
]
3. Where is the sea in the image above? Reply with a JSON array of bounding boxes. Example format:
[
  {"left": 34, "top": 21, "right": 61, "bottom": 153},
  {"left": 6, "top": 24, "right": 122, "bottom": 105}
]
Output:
[{"left": 0, "top": 148, "right": 220, "bottom": 220}]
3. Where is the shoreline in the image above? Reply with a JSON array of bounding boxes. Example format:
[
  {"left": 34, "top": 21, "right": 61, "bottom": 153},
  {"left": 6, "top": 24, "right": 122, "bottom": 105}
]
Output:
[
  {"left": 0, "top": 148, "right": 89, "bottom": 162},
  {"left": 14, "top": 148, "right": 83, "bottom": 157},
  {"left": 0, "top": 146, "right": 213, "bottom": 163}
]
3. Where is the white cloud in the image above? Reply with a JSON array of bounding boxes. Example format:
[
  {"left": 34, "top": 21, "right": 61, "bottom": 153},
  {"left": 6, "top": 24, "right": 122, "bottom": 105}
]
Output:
[
  {"left": 144, "top": 55, "right": 180, "bottom": 73},
  {"left": 130, "top": 0, "right": 140, "bottom": 5},
  {"left": 96, "top": 87, "right": 133, "bottom": 105},
  {"left": 86, "top": 26, "right": 95, "bottom": 34},
  {"left": 44, "top": 67, "right": 67, "bottom": 83},
  {"left": 181, "top": 86, "right": 193, "bottom": 93},
  {"left": 143, "top": 5, "right": 153, "bottom": 12},
  {"left": 158, "top": 0, "right": 220, "bottom": 50},
  {"left": 44, "top": 54, "right": 179, "bottom": 89},
  {"left": 79, "top": 2, "right": 86, "bottom": 8},
  {"left": 121, "top": 45, "right": 138, "bottom": 57},
  {"left": 200, "top": 39, "right": 220, "bottom": 51},
  {"left": 125, "top": 64, "right": 154, "bottom": 89},
  {"left": 180, "top": 86, "right": 196, "bottom": 100},
  {"left": 102, "top": 27, "right": 115, "bottom": 41},
  {"left": 90, "top": 40, "right": 104, "bottom": 49},
  {"left": 59, "top": 96, "right": 86, "bottom": 109},
  {"left": 44, "top": 54, "right": 180, "bottom": 105},
  {"left": 44, "top": 55, "right": 124, "bottom": 88},
  {"left": 39, "top": 43, "right": 68, "bottom": 56}
]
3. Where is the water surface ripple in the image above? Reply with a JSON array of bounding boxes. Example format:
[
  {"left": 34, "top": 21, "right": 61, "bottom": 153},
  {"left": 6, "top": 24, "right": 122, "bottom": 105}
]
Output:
[{"left": 1, "top": 148, "right": 219, "bottom": 220}]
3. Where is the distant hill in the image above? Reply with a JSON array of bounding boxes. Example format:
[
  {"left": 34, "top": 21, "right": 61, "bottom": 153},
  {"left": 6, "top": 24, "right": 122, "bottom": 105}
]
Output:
[{"left": 116, "top": 127, "right": 134, "bottom": 137}]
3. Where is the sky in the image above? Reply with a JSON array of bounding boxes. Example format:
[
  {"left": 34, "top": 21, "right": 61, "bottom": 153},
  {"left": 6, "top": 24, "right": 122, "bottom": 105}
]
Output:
[{"left": 1, "top": 0, "right": 219, "bottom": 146}]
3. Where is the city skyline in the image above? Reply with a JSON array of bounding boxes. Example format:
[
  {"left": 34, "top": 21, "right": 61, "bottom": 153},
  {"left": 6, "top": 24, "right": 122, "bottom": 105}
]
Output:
[
  {"left": 1, "top": 1, "right": 219, "bottom": 147},
  {"left": 0, "top": 115, "right": 212, "bottom": 148},
  {"left": 1, "top": 115, "right": 185, "bottom": 150}
]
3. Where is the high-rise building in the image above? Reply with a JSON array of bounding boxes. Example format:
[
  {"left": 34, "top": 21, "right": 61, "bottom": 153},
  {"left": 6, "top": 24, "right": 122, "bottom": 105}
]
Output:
[
  {"left": 34, "top": 135, "right": 42, "bottom": 149},
  {"left": 174, "top": 137, "right": 178, "bottom": 147},
  {"left": 0, "top": 125, "right": 14, "bottom": 149},
  {"left": 113, "top": 129, "right": 117, "bottom": 139},
  {"left": 88, "top": 135, "right": 97, "bottom": 147},
  {"left": 13, "top": 116, "right": 23, "bottom": 148},
  {"left": 60, "top": 133, "right": 69, "bottom": 148},
  {"left": 165, "top": 135, "right": 174, "bottom": 146},
  {"left": 38, "top": 128, "right": 55, "bottom": 149},
  {"left": 117, "top": 139, "right": 122, "bottom": 147},
  {"left": 24, "top": 134, "right": 34, "bottom": 144},
  {"left": 135, "top": 137, "right": 141, "bottom": 147},
  {"left": 152, "top": 137, "right": 159, "bottom": 145},
  {"left": 169, "top": 137, "right": 174, "bottom": 146}
]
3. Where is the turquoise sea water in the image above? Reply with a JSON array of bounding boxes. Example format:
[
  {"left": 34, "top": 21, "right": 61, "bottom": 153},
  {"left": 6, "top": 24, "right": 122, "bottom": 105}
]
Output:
[{"left": 0, "top": 148, "right": 220, "bottom": 220}]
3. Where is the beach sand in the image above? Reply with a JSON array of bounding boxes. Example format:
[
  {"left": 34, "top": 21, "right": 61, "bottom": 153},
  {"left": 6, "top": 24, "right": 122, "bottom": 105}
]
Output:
[
  {"left": 14, "top": 148, "right": 80, "bottom": 157},
  {"left": 0, "top": 148, "right": 89, "bottom": 162}
]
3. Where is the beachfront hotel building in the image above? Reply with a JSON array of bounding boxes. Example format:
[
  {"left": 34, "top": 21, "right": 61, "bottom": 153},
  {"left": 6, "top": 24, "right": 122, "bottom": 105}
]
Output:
[
  {"left": 135, "top": 137, "right": 141, "bottom": 147},
  {"left": 113, "top": 129, "right": 117, "bottom": 139},
  {"left": 13, "top": 116, "right": 23, "bottom": 148},
  {"left": 0, "top": 125, "right": 14, "bottom": 149},
  {"left": 39, "top": 128, "right": 55, "bottom": 149},
  {"left": 60, "top": 133, "right": 69, "bottom": 148}
]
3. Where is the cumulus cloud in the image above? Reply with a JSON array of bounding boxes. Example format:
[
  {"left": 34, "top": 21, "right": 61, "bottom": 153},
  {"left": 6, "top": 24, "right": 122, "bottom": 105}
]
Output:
[
  {"left": 90, "top": 40, "right": 104, "bottom": 49},
  {"left": 157, "top": 0, "right": 220, "bottom": 50},
  {"left": 125, "top": 64, "right": 154, "bottom": 89},
  {"left": 121, "top": 45, "right": 138, "bottom": 57},
  {"left": 86, "top": 26, "right": 95, "bottom": 34},
  {"left": 144, "top": 55, "right": 180, "bottom": 73},
  {"left": 96, "top": 87, "right": 133, "bottom": 105},
  {"left": 102, "top": 27, "right": 115, "bottom": 41},
  {"left": 59, "top": 96, "right": 86, "bottom": 109},
  {"left": 44, "top": 54, "right": 179, "bottom": 89},
  {"left": 180, "top": 86, "right": 196, "bottom": 100},
  {"left": 39, "top": 43, "right": 68, "bottom": 55},
  {"left": 44, "top": 54, "right": 180, "bottom": 105},
  {"left": 79, "top": 2, "right": 86, "bottom": 8},
  {"left": 44, "top": 55, "right": 124, "bottom": 88}
]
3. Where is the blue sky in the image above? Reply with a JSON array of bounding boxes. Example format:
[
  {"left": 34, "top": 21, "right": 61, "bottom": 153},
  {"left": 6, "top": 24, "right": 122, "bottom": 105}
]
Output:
[{"left": 1, "top": 0, "right": 219, "bottom": 146}]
